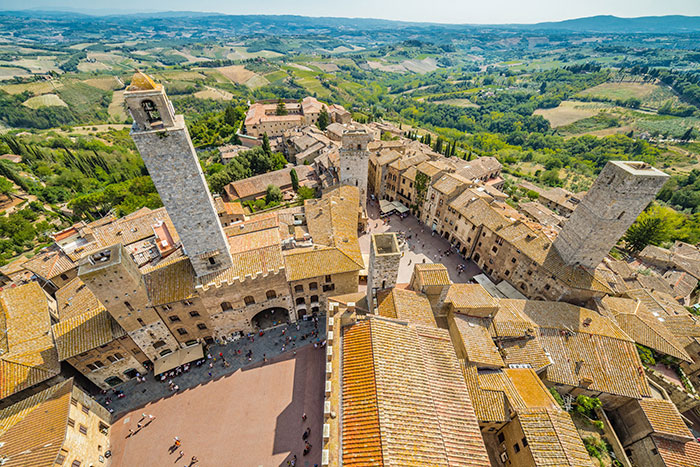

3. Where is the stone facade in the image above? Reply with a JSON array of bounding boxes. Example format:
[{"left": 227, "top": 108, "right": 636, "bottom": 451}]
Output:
[
  {"left": 67, "top": 335, "right": 148, "bottom": 389},
  {"left": 150, "top": 295, "right": 214, "bottom": 346},
  {"left": 366, "top": 233, "right": 401, "bottom": 312},
  {"left": 339, "top": 129, "right": 372, "bottom": 210},
  {"left": 61, "top": 382, "right": 112, "bottom": 466},
  {"left": 124, "top": 77, "right": 232, "bottom": 277},
  {"left": 553, "top": 161, "right": 669, "bottom": 270},
  {"left": 78, "top": 244, "right": 180, "bottom": 361}
]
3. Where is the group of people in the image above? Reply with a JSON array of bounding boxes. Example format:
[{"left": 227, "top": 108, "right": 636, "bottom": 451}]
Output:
[
  {"left": 169, "top": 436, "right": 199, "bottom": 467},
  {"left": 126, "top": 412, "right": 156, "bottom": 438}
]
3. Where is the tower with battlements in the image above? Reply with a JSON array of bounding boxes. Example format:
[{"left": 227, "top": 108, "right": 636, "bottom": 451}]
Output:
[
  {"left": 553, "top": 161, "right": 669, "bottom": 270},
  {"left": 339, "top": 129, "right": 372, "bottom": 210},
  {"left": 124, "top": 72, "right": 232, "bottom": 277}
]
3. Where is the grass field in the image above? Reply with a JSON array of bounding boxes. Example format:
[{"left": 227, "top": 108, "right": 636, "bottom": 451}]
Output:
[
  {"left": 0, "top": 80, "right": 58, "bottom": 95},
  {"left": 534, "top": 101, "right": 610, "bottom": 127},
  {"left": 84, "top": 77, "right": 122, "bottom": 91},
  {"left": 22, "top": 94, "right": 68, "bottom": 108},
  {"left": 194, "top": 86, "right": 233, "bottom": 100},
  {"left": 576, "top": 81, "right": 677, "bottom": 109},
  {"left": 108, "top": 90, "right": 127, "bottom": 122},
  {"left": 57, "top": 82, "right": 109, "bottom": 120},
  {"left": 0, "top": 67, "right": 30, "bottom": 80},
  {"left": 244, "top": 74, "right": 270, "bottom": 89},
  {"left": 264, "top": 70, "right": 288, "bottom": 83},
  {"left": 433, "top": 98, "right": 480, "bottom": 108},
  {"left": 216, "top": 65, "right": 256, "bottom": 84}
]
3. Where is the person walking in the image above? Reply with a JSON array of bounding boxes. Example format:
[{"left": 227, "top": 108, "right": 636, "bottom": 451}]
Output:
[{"left": 303, "top": 427, "right": 311, "bottom": 440}]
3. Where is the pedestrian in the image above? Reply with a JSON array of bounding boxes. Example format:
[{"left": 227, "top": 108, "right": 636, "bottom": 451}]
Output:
[
  {"left": 146, "top": 414, "right": 155, "bottom": 425},
  {"left": 137, "top": 421, "right": 142, "bottom": 429},
  {"left": 263, "top": 353, "right": 267, "bottom": 363},
  {"left": 128, "top": 428, "right": 134, "bottom": 437},
  {"left": 140, "top": 412, "right": 146, "bottom": 421},
  {"left": 304, "top": 441, "right": 312, "bottom": 455},
  {"left": 302, "top": 412, "right": 307, "bottom": 421},
  {"left": 303, "top": 427, "right": 311, "bottom": 440},
  {"left": 219, "top": 352, "right": 223, "bottom": 358}
]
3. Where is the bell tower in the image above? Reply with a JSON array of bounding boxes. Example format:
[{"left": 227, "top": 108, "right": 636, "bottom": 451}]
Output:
[{"left": 124, "top": 72, "right": 232, "bottom": 277}]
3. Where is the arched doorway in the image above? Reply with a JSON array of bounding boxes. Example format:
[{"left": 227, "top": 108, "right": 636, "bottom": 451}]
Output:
[{"left": 252, "top": 307, "right": 290, "bottom": 330}]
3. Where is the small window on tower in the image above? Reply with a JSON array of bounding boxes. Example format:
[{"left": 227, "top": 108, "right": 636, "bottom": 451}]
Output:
[
  {"left": 209, "top": 257, "right": 216, "bottom": 265},
  {"left": 141, "top": 99, "right": 161, "bottom": 123}
]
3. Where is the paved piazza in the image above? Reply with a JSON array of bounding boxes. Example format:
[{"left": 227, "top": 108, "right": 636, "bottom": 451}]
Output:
[
  {"left": 361, "top": 202, "right": 482, "bottom": 284},
  {"left": 108, "top": 343, "right": 325, "bottom": 466}
]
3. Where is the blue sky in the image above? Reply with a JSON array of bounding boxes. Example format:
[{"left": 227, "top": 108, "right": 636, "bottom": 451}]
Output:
[{"left": 1, "top": 0, "right": 700, "bottom": 24}]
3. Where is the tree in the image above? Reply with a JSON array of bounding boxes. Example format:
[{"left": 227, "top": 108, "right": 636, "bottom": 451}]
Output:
[
  {"left": 275, "top": 99, "right": 288, "bottom": 116},
  {"left": 224, "top": 106, "right": 238, "bottom": 126},
  {"left": 0, "top": 177, "right": 15, "bottom": 200},
  {"left": 317, "top": 106, "right": 330, "bottom": 131},
  {"left": 265, "top": 184, "right": 282, "bottom": 205},
  {"left": 262, "top": 133, "right": 271, "bottom": 156},
  {"left": 624, "top": 210, "right": 670, "bottom": 253},
  {"left": 290, "top": 168, "right": 299, "bottom": 192},
  {"left": 297, "top": 186, "right": 315, "bottom": 200}
]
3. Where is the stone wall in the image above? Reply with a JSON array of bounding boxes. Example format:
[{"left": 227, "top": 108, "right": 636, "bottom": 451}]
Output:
[
  {"left": 150, "top": 295, "right": 214, "bottom": 345},
  {"left": 60, "top": 384, "right": 111, "bottom": 467},
  {"left": 67, "top": 335, "right": 147, "bottom": 389},
  {"left": 366, "top": 233, "right": 401, "bottom": 311},
  {"left": 131, "top": 116, "right": 232, "bottom": 277},
  {"left": 339, "top": 130, "right": 372, "bottom": 209},
  {"left": 553, "top": 161, "right": 669, "bottom": 270}
]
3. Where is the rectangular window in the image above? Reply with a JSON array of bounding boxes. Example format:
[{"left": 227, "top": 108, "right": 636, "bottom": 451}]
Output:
[
  {"left": 93, "top": 361, "right": 104, "bottom": 369},
  {"left": 177, "top": 328, "right": 188, "bottom": 336},
  {"left": 79, "top": 424, "right": 88, "bottom": 435},
  {"left": 497, "top": 432, "right": 505, "bottom": 444},
  {"left": 169, "top": 315, "right": 181, "bottom": 323},
  {"left": 513, "top": 443, "right": 520, "bottom": 453},
  {"left": 71, "top": 397, "right": 78, "bottom": 406},
  {"left": 522, "top": 437, "right": 528, "bottom": 447},
  {"left": 56, "top": 451, "right": 67, "bottom": 465},
  {"left": 325, "top": 275, "right": 332, "bottom": 283},
  {"left": 71, "top": 460, "right": 81, "bottom": 467},
  {"left": 189, "top": 311, "right": 200, "bottom": 318},
  {"left": 197, "top": 323, "right": 207, "bottom": 330},
  {"left": 67, "top": 418, "right": 75, "bottom": 428},
  {"left": 124, "top": 301, "right": 133, "bottom": 312},
  {"left": 81, "top": 404, "right": 89, "bottom": 414}
]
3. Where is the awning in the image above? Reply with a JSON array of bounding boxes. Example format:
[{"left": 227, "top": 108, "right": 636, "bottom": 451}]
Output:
[
  {"left": 392, "top": 201, "right": 409, "bottom": 214},
  {"left": 379, "top": 199, "right": 395, "bottom": 214},
  {"left": 154, "top": 344, "right": 204, "bottom": 375}
]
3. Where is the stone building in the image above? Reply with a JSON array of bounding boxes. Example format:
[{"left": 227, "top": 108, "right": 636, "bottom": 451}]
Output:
[
  {"left": 339, "top": 129, "right": 372, "bottom": 210},
  {"left": 517, "top": 181, "right": 582, "bottom": 217},
  {"left": 553, "top": 161, "right": 669, "bottom": 270},
  {"left": 22, "top": 246, "right": 77, "bottom": 292},
  {"left": 124, "top": 71, "right": 232, "bottom": 277},
  {"left": 244, "top": 97, "right": 350, "bottom": 138},
  {"left": 366, "top": 233, "right": 401, "bottom": 312},
  {"left": 0, "top": 378, "right": 111, "bottom": 467},
  {"left": 407, "top": 263, "right": 452, "bottom": 315},
  {"left": 51, "top": 277, "right": 148, "bottom": 389},
  {"left": 78, "top": 243, "right": 180, "bottom": 362}
]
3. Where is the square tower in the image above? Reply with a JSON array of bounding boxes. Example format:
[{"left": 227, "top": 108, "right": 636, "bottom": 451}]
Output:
[
  {"left": 340, "top": 129, "right": 372, "bottom": 210},
  {"left": 78, "top": 244, "right": 179, "bottom": 361},
  {"left": 124, "top": 72, "right": 232, "bottom": 277},
  {"left": 367, "top": 233, "right": 401, "bottom": 312},
  {"left": 553, "top": 161, "right": 669, "bottom": 270}
]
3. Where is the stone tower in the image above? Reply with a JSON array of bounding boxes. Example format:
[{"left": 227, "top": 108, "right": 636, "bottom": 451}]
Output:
[
  {"left": 124, "top": 72, "right": 232, "bottom": 277},
  {"left": 340, "top": 129, "right": 372, "bottom": 210},
  {"left": 78, "top": 244, "right": 179, "bottom": 362},
  {"left": 553, "top": 161, "right": 669, "bottom": 270},
  {"left": 366, "top": 233, "right": 401, "bottom": 312}
]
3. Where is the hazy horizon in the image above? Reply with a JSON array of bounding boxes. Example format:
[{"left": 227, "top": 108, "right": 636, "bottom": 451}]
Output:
[{"left": 1, "top": 0, "right": 700, "bottom": 24}]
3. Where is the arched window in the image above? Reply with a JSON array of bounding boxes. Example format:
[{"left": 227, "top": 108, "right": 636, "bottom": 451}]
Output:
[
  {"left": 296, "top": 297, "right": 305, "bottom": 305},
  {"left": 310, "top": 295, "right": 319, "bottom": 303},
  {"left": 221, "top": 302, "right": 233, "bottom": 312},
  {"left": 141, "top": 99, "right": 161, "bottom": 123},
  {"left": 294, "top": 284, "right": 304, "bottom": 293},
  {"left": 244, "top": 296, "right": 255, "bottom": 306},
  {"left": 309, "top": 282, "right": 318, "bottom": 290},
  {"left": 266, "top": 290, "right": 277, "bottom": 300}
]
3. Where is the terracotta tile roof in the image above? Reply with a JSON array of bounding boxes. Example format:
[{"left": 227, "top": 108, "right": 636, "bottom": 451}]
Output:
[
  {"left": 144, "top": 256, "right": 197, "bottom": 306},
  {"left": 0, "top": 256, "right": 29, "bottom": 277},
  {"left": 413, "top": 263, "right": 451, "bottom": 286},
  {"left": 453, "top": 315, "right": 504, "bottom": 367},
  {"left": 0, "top": 379, "right": 71, "bottom": 467},
  {"left": 455, "top": 156, "right": 501, "bottom": 181},
  {"left": 432, "top": 173, "right": 471, "bottom": 197},
  {"left": 416, "top": 160, "right": 444, "bottom": 178},
  {"left": 663, "top": 270, "right": 698, "bottom": 299},
  {"left": 341, "top": 321, "right": 383, "bottom": 465},
  {"left": 224, "top": 212, "right": 279, "bottom": 237},
  {"left": 22, "top": 248, "right": 76, "bottom": 281},
  {"left": 653, "top": 436, "right": 700, "bottom": 467},
  {"left": 638, "top": 399, "right": 694, "bottom": 441},
  {"left": 375, "top": 149, "right": 402, "bottom": 166},
  {"left": 376, "top": 289, "right": 437, "bottom": 327},
  {"left": 496, "top": 300, "right": 651, "bottom": 399},
  {"left": 517, "top": 409, "right": 594, "bottom": 467},
  {"left": 226, "top": 166, "right": 315, "bottom": 200},
  {"left": 55, "top": 277, "right": 101, "bottom": 320},
  {"left": 461, "top": 363, "right": 508, "bottom": 423},
  {"left": 343, "top": 318, "right": 490, "bottom": 466},
  {"left": 446, "top": 283, "right": 499, "bottom": 312},
  {"left": 0, "top": 282, "right": 60, "bottom": 399},
  {"left": 284, "top": 247, "right": 362, "bottom": 281},
  {"left": 91, "top": 207, "right": 178, "bottom": 248},
  {"left": 52, "top": 309, "right": 125, "bottom": 361},
  {"left": 504, "top": 368, "right": 559, "bottom": 410},
  {"left": 599, "top": 296, "right": 692, "bottom": 362}
]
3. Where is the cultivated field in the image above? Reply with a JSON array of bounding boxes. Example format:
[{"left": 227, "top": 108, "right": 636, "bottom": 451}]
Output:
[
  {"left": 22, "top": 94, "right": 68, "bottom": 108},
  {"left": 108, "top": 90, "right": 127, "bottom": 121},
  {"left": 534, "top": 100, "right": 608, "bottom": 127},
  {"left": 1, "top": 80, "right": 58, "bottom": 95},
  {"left": 433, "top": 98, "right": 480, "bottom": 108},
  {"left": 216, "top": 65, "right": 256, "bottom": 84},
  {"left": 194, "top": 86, "right": 233, "bottom": 100},
  {"left": 576, "top": 81, "right": 677, "bottom": 109}
]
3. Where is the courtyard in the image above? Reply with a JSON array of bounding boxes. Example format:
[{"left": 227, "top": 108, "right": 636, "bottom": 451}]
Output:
[
  {"left": 108, "top": 343, "right": 325, "bottom": 466},
  {"left": 360, "top": 201, "right": 482, "bottom": 284}
]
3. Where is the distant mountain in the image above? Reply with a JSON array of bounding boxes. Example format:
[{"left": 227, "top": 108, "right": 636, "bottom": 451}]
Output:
[{"left": 522, "top": 15, "right": 700, "bottom": 33}]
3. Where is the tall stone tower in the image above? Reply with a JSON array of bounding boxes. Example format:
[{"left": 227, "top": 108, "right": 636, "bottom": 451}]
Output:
[
  {"left": 78, "top": 244, "right": 179, "bottom": 362},
  {"left": 553, "top": 161, "right": 669, "bottom": 270},
  {"left": 124, "top": 72, "right": 232, "bottom": 277},
  {"left": 366, "top": 233, "right": 401, "bottom": 312},
  {"left": 340, "top": 129, "right": 372, "bottom": 210}
]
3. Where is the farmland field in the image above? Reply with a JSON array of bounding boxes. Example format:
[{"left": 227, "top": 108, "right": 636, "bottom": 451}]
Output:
[
  {"left": 108, "top": 90, "right": 127, "bottom": 121},
  {"left": 576, "top": 81, "right": 677, "bottom": 109},
  {"left": 216, "top": 65, "right": 256, "bottom": 84},
  {"left": 433, "top": 98, "right": 480, "bottom": 108},
  {"left": 534, "top": 100, "right": 611, "bottom": 127},
  {"left": 22, "top": 94, "right": 68, "bottom": 108},
  {"left": 1, "top": 80, "right": 58, "bottom": 95},
  {"left": 194, "top": 86, "right": 233, "bottom": 100}
]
